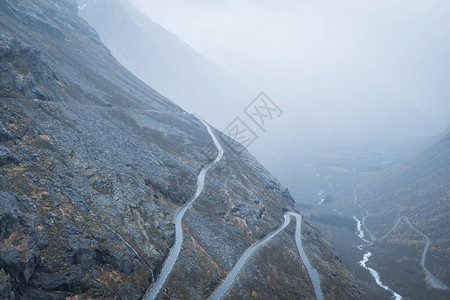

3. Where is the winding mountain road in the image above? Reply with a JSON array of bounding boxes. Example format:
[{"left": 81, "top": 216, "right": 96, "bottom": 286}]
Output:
[
  {"left": 144, "top": 114, "right": 324, "bottom": 299},
  {"left": 144, "top": 116, "right": 224, "bottom": 300},
  {"left": 353, "top": 187, "right": 449, "bottom": 299},
  {"left": 210, "top": 212, "right": 324, "bottom": 300},
  {"left": 379, "top": 216, "right": 449, "bottom": 290}
]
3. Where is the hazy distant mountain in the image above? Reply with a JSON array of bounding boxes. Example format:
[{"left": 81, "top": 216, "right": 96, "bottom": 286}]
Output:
[
  {"left": 77, "top": 0, "right": 250, "bottom": 128},
  {"left": 357, "top": 132, "right": 450, "bottom": 299},
  {"left": 0, "top": 0, "right": 360, "bottom": 298},
  {"left": 299, "top": 132, "right": 450, "bottom": 299}
]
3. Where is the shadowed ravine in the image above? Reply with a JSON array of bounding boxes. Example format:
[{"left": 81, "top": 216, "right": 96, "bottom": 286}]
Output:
[
  {"left": 210, "top": 212, "right": 324, "bottom": 300},
  {"left": 144, "top": 116, "right": 224, "bottom": 299},
  {"left": 105, "top": 224, "right": 155, "bottom": 282}
]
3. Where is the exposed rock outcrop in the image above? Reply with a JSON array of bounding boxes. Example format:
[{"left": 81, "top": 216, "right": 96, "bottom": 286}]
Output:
[{"left": 0, "top": 0, "right": 362, "bottom": 299}]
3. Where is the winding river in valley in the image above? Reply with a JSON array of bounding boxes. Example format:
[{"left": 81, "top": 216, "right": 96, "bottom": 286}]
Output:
[
  {"left": 353, "top": 216, "right": 402, "bottom": 300},
  {"left": 144, "top": 116, "right": 224, "bottom": 299},
  {"left": 353, "top": 188, "right": 448, "bottom": 300}
]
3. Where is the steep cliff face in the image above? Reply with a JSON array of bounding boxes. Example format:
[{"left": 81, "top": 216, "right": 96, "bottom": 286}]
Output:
[{"left": 0, "top": 1, "right": 360, "bottom": 299}]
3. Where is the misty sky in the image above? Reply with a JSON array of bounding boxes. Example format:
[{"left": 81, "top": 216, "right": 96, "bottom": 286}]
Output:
[{"left": 130, "top": 0, "right": 450, "bottom": 145}]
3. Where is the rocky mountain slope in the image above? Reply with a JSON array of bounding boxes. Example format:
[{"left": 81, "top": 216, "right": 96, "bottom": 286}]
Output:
[
  {"left": 0, "top": 0, "right": 361, "bottom": 299},
  {"left": 77, "top": 0, "right": 250, "bottom": 128}
]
